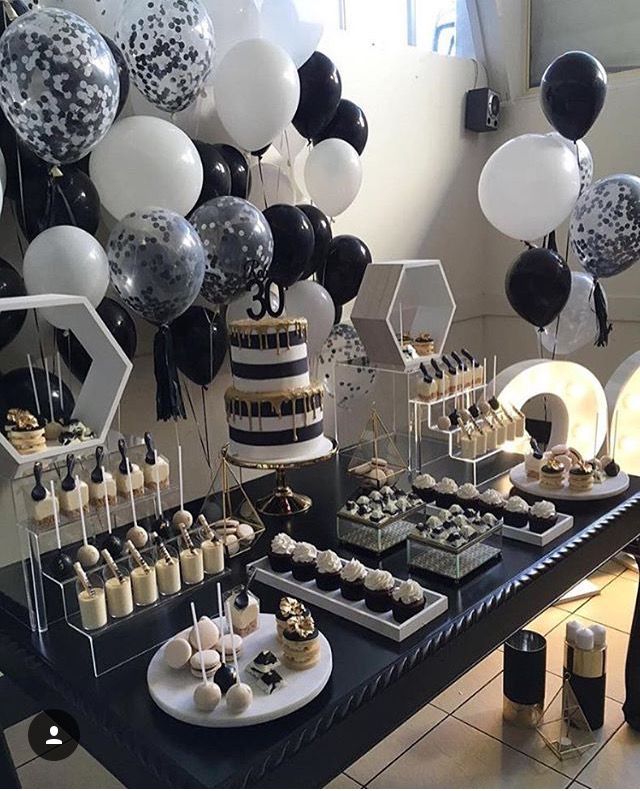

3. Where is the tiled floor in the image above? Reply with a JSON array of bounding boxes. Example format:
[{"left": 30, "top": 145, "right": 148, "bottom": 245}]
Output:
[{"left": 2, "top": 561, "right": 638, "bottom": 789}]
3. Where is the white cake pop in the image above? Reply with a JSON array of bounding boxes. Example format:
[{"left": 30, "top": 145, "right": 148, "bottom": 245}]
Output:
[
  {"left": 225, "top": 599, "right": 253, "bottom": 714},
  {"left": 194, "top": 681, "right": 222, "bottom": 712},
  {"left": 126, "top": 525, "right": 148, "bottom": 549},
  {"left": 172, "top": 445, "right": 193, "bottom": 529},
  {"left": 77, "top": 543, "right": 100, "bottom": 569}
]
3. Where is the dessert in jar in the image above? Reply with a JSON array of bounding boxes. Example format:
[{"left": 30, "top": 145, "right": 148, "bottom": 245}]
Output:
[
  {"left": 88, "top": 446, "right": 117, "bottom": 505},
  {"left": 228, "top": 587, "right": 259, "bottom": 637},
  {"left": 143, "top": 432, "right": 170, "bottom": 489},
  {"left": 392, "top": 579, "right": 426, "bottom": 623},
  {"left": 59, "top": 454, "right": 88, "bottom": 516},
  {"left": 116, "top": 439, "right": 144, "bottom": 497},
  {"left": 268, "top": 532, "right": 296, "bottom": 572},
  {"left": 199, "top": 518, "right": 225, "bottom": 576},
  {"left": 224, "top": 317, "right": 333, "bottom": 463},
  {"left": 178, "top": 526, "right": 204, "bottom": 585},
  {"left": 74, "top": 563, "right": 107, "bottom": 631},
  {"left": 364, "top": 568, "right": 395, "bottom": 613},
  {"left": 315, "top": 549, "right": 342, "bottom": 591},
  {"left": 127, "top": 541, "right": 159, "bottom": 606},
  {"left": 155, "top": 540, "right": 181, "bottom": 595},
  {"left": 529, "top": 500, "right": 558, "bottom": 533},
  {"left": 29, "top": 461, "right": 58, "bottom": 526},
  {"left": 282, "top": 614, "right": 321, "bottom": 671},
  {"left": 101, "top": 551, "right": 134, "bottom": 619}
]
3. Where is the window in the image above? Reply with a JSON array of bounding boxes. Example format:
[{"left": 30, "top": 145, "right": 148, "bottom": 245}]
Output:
[
  {"left": 529, "top": 0, "right": 640, "bottom": 87},
  {"left": 416, "top": 0, "right": 457, "bottom": 56}
]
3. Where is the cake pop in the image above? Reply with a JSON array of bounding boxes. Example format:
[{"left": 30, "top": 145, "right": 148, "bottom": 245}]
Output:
[
  {"left": 48, "top": 481, "right": 74, "bottom": 581},
  {"left": 213, "top": 582, "right": 237, "bottom": 694},
  {"left": 225, "top": 599, "right": 253, "bottom": 714},
  {"left": 153, "top": 468, "right": 175, "bottom": 540},
  {"left": 76, "top": 477, "right": 99, "bottom": 568},
  {"left": 99, "top": 467, "right": 123, "bottom": 557},
  {"left": 190, "top": 602, "right": 221, "bottom": 712},
  {"left": 172, "top": 445, "right": 193, "bottom": 529},
  {"left": 124, "top": 460, "right": 148, "bottom": 549}
]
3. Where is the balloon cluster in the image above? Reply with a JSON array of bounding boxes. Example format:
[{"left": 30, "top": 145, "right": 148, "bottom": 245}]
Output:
[
  {"left": 479, "top": 50, "right": 637, "bottom": 350},
  {"left": 0, "top": 0, "right": 372, "bottom": 420}
]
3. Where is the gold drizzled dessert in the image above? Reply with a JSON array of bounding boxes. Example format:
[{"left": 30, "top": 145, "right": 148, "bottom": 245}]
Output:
[{"left": 5, "top": 409, "right": 47, "bottom": 454}]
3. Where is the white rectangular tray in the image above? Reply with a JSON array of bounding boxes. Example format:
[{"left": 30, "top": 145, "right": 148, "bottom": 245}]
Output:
[
  {"left": 248, "top": 556, "right": 449, "bottom": 642},
  {"left": 502, "top": 512, "right": 574, "bottom": 546}
]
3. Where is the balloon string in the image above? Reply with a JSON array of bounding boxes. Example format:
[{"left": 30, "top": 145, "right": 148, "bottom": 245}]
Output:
[
  {"left": 44, "top": 172, "right": 56, "bottom": 230},
  {"left": 54, "top": 179, "right": 79, "bottom": 227},
  {"left": 258, "top": 157, "right": 268, "bottom": 208},
  {"left": 201, "top": 386, "right": 210, "bottom": 467},
  {"left": 284, "top": 129, "right": 296, "bottom": 197},
  {"left": 181, "top": 375, "right": 211, "bottom": 470}
]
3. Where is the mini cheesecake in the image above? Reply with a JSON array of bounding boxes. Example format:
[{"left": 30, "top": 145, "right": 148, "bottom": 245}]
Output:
[
  {"left": 143, "top": 432, "right": 170, "bottom": 489},
  {"left": 88, "top": 446, "right": 117, "bottom": 505},
  {"left": 116, "top": 439, "right": 144, "bottom": 497},
  {"left": 569, "top": 463, "right": 594, "bottom": 492},
  {"left": 539, "top": 460, "right": 565, "bottom": 490},
  {"left": 229, "top": 587, "right": 259, "bottom": 637},
  {"left": 282, "top": 615, "right": 321, "bottom": 671},
  {"left": 59, "top": 454, "right": 89, "bottom": 516},
  {"left": 29, "top": 462, "right": 58, "bottom": 526}
]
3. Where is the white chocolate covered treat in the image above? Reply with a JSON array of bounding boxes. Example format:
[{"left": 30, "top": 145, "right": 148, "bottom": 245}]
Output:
[
  {"left": 143, "top": 432, "right": 170, "bottom": 488},
  {"left": 165, "top": 637, "right": 192, "bottom": 669},
  {"left": 77, "top": 543, "right": 100, "bottom": 569},
  {"left": 89, "top": 447, "right": 116, "bottom": 505},
  {"left": 59, "top": 456, "right": 89, "bottom": 516},
  {"left": 172, "top": 509, "right": 194, "bottom": 530},
  {"left": 194, "top": 681, "right": 221, "bottom": 711},
  {"left": 116, "top": 439, "right": 144, "bottom": 496},
  {"left": 226, "top": 682, "right": 253, "bottom": 714},
  {"left": 189, "top": 616, "right": 219, "bottom": 651}
]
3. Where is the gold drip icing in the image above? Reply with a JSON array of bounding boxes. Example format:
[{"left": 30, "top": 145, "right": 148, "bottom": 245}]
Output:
[
  {"left": 224, "top": 383, "right": 324, "bottom": 423},
  {"left": 229, "top": 317, "right": 308, "bottom": 353}
]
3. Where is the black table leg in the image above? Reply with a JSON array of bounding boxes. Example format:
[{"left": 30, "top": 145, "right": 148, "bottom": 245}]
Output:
[
  {"left": 623, "top": 540, "right": 640, "bottom": 730},
  {"left": 0, "top": 730, "right": 20, "bottom": 789}
]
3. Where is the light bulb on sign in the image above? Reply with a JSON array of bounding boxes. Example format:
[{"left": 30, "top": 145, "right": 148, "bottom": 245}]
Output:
[{"left": 623, "top": 391, "right": 640, "bottom": 412}]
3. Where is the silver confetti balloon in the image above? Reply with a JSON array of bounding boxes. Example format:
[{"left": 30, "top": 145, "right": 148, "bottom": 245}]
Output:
[
  {"left": 107, "top": 208, "right": 205, "bottom": 326},
  {"left": 115, "top": 0, "right": 215, "bottom": 114},
  {"left": 0, "top": 8, "right": 120, "bottom": 165},
  {"left": 317, "top": 323, "right": 377, "bottom": 409},
  {"left": 191, "top": 196, "right": 274, "bottom": 305}
]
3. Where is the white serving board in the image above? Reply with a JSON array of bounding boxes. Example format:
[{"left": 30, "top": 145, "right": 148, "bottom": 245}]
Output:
[
  {"left": 502, "top": 512, "right": 574, "bottom": 546},
  {"left": 509, "top": 463, "right": 630, "bottom": 502},
  {"left": 248, "top": 557, "right": 448, "bottom": 642},
  {"left": 147, "top": 614, "right": 332, "bottom": 728}
]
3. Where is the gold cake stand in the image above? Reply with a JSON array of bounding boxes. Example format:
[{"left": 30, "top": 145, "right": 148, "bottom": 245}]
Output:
[{"left": 223, "top": 439, "right": 338, "bottom": 517}]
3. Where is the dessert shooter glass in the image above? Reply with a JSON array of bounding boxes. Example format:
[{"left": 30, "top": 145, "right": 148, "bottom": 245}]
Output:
[
  {"left": 76, "top": 574, "right": 108, "bottom": 631},
  {"left": 155, "top": 544, "right": 182, "bottom": 595},
  {"left": 102, "top": 564, "right": 134, "bottom": 619},
  {"left": 178, "top": 530, "right": 205, "bottom": 585},
  {"left": 128, "top": 552, "right": 159, "bottom": 607}
]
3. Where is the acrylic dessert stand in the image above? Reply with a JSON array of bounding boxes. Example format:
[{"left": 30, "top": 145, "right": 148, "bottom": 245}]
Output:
[
  {"left": 147, "top": 614, "right": 333, "bottom": 727},
  {"left": 223, "top": 439, "right": 338, "bottom": 517},
  {"left": 509, "top": 463, "right": 630, "bottom": 502}
]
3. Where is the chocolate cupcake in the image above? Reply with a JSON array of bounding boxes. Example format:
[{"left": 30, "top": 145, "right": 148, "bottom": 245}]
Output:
[
  {"left": 268, "top": 532, "right": 296, "bottom": 572},
  {"left": 529, "top": 500, "right": 557, "bottom": 533},
  {"left": 364, "top": 569, "right": 395, "bottom": 613},
  {"left": 339, "top": 558, "right": 367, "bottom": 601},
  {"left": 504, "top": 496, "right": 529, "bottom": 528},
  {"left": 456, "top": 482, "right": 480, "bottom": 511},
  {"left": 434, "top": 477, "right": 458, "bottom": 509},
  {"left": 392, "top": 579, "right": 426, "bottom": 623},
  {"left": 315, "top": 549, "right": 342, "bottom": 591},
  {"left": 291, "top": 541, "right": 317, "bottom": 581},
  {"left": 478, "top": 488, "right": 505, "bottom": 519},
  {"left": 412, "top": 472, "right": 436, "bottom": 502}
]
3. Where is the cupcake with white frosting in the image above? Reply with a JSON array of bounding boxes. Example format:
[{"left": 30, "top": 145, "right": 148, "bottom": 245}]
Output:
[
  {"left": 268, "top": 532, "right": 297, "bottom": 572},
  {"left": 456, "top": 482, "right": 480, "bottom": 510},
  {"left": 478, "top": 488, "right": 505, "bottom": 518},
  {"left": 504, "top": 495, "right": 530, "bottom": 528},
  {"left": 339, "top": 558, "right": 367, "bottom": 601},
  {"left": 529, "top": 500, "right": 557, "bottom": 534},
  {"left": 413, "top": 472, "right": 436, "bottom": 501},
  {"left": 364, "top": 569, "right": 395, "bottom": 613},
  {"left": 315, "top": 549, "right": 343, "bottom": 591},
  {"left": 434, "top": 477, "right": 458, "bottom": 509},
  {"left": 392, "top": 579, "right": 425, "bottom": 623},
  {"left": 291, "top": 541, "right": 318, "bottom": 581}
]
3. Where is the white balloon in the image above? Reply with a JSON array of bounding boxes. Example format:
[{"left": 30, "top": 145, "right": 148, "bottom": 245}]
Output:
[
  {"left": 201, "top": 0, "right": 261, "bottom": 65},
  {"left": 173, "top": 85, "right": 237, "bottom": 146},
  {"left": 478, "top": 133, "right": 580, "bottom": 241},
  {"left": 248, "top": 162, "right": 295, "bottom": 209},
  {"left": 304, "top": 138, "right": 362, "bottom": 217},
  {"left": 548, "top": 133, "right": 594, "bottom": 195},
  {"left": 89, "top": 116, "right": 203, "bottom": 219},
  {"left": 260, "top": 0, "right": 324, "bottom": 68},
  {"left": 23, "top": 226, "right": 109, "bottom": 329},
  {"left": 285, "top": 280, "right": 334, "bottom": 357},
  {"left": 540, "top": 271, "right": 603, "bottom": 355},
  {"left": 214, "top": 38, "right": 300, "bottom": 152},
  {"left": 39, "top": 0, "right": 124, "bottom": 36}
]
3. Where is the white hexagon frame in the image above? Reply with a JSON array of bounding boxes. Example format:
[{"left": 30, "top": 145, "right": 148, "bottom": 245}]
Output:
[
  {"left": 605, "top": 351, "right": 640, "bottom": 475},
  {"left": 0, "top": 294, "right": 133, "bottom": 477},
  {"left": 351, "top": 260, "right": 456, "bottom": 371}
]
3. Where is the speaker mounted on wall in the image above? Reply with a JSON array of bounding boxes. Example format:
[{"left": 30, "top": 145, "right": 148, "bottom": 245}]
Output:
[{"left": 465, "top": 87, "right": 500, "bottom": 132}]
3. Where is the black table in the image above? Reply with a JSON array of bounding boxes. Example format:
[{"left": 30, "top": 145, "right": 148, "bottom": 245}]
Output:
[{"left": 1, "top": 456, "right": 640, "bottom": 789}]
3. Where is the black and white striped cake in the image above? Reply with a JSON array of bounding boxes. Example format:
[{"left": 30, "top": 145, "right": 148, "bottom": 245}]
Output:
[{"left": 225, "top": 318, "right": 333, "bottom": 462}]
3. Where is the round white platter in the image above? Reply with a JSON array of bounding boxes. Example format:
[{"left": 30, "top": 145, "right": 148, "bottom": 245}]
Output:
[
  {"left": 509, "top": 463, "right": 630, "bottom": 502},
  {"left": 147, "top": 614, "right": 333, "bottom": 728}
]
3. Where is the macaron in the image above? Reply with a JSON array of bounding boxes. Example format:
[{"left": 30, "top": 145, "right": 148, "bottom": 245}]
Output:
[
  {"left": 236, "top": 524, "right": 255, "bottom": 546},
  {"left": 164, "top": 636, "right": 192, "bottom": 669},
  {"left": 190, "top": 649, "right": 221, "bottom": 678},
  {"left": 188, "top": 616, "right": 220, "bottom": 651},
  {"left": 215, "top": 633, "right": 243, "bottom": 661}
]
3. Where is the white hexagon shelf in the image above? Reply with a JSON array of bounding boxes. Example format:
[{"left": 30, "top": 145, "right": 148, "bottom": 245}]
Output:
[
  {"left": 351, "top": 260, "right": 456, "bottom": 372},
  {"left": 605, "top": 351, "right": 640, "bottom": 475},
  {"left": 0, "top": 294, "right": 133, "bottom": 478}
]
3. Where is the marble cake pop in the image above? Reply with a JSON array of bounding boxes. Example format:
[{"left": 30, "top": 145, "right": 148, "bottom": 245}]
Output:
[
  {"left": 48, "top": 481, "right": 74, "bottom": 581},
  {"left": 76, "top": 477, "right": 100, "bottom": 569},
  {"left": 99, "top": 466, "right": 123, "bottom": 558},
  {"left": 123, "top": 459, "right": 148, "bottom": 549}
]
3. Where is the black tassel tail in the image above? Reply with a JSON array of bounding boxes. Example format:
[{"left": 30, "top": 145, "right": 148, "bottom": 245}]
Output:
[
  {"left": 592, "top": 279, "right": 613, "bottom": 347},
  {"left": 154, "top": 325, "right": 187, "bottom": 421}
]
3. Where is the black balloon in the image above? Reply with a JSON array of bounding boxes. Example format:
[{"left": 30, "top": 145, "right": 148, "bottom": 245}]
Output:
[
  {"left": 334, "top": 302, "right": 343, "bottom": 325},
  {"left": 540, "top": 51, "right": 607, "bottom": 141},
  {"left": 17, "top": 166, "right": 101, "bottom": 242},
  {"left": 505, "top": 247, "right": 572, "bottom": 329},
  {"left": 170, "top": 306, "right": 227, "bottom": 387},
  {"left": 297, "top": 204, "right": 332, "bottom": 280},
  {"left": 55, "top": 298, "right": 137, "bottom": 381},
  {"left": 103, "top": 35, "right": 130, "bottom": 118},
  {"left": 212, "top": 144, "right": 250, "bottom": 199},
  {"left": 321, "top": 235, "right": 372, "bottom": 306},
  {"left": 194, "top": 140, "right": 232, "bottom": 206},
  {"left": 264, "top": 204, "right": 315, "bottom": 288},
  {"left": 0, "top": 258, "right": 27, "bottom": 350},
  {"left": 313, "top": 99, "right": 368, "bottom": 155},
  {"left": 294, "top": 51, "right": 342, "bottom": 139},
  {"left": 0, "top": 108, "right": 44, "bottom": 200},
  {"left": 0, "top": 367, "right": 75, "bottom": 422},
  {"left": 251, "top": 144, "right": 271, "bottom": 158}
]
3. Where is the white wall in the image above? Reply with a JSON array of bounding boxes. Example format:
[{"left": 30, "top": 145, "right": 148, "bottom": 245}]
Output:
[
  {"left": 0, "top": 31, "right": 491, "bottom": 568},
  {"left": 481, "top": 74, "right": 640, "bottom": 387}
]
